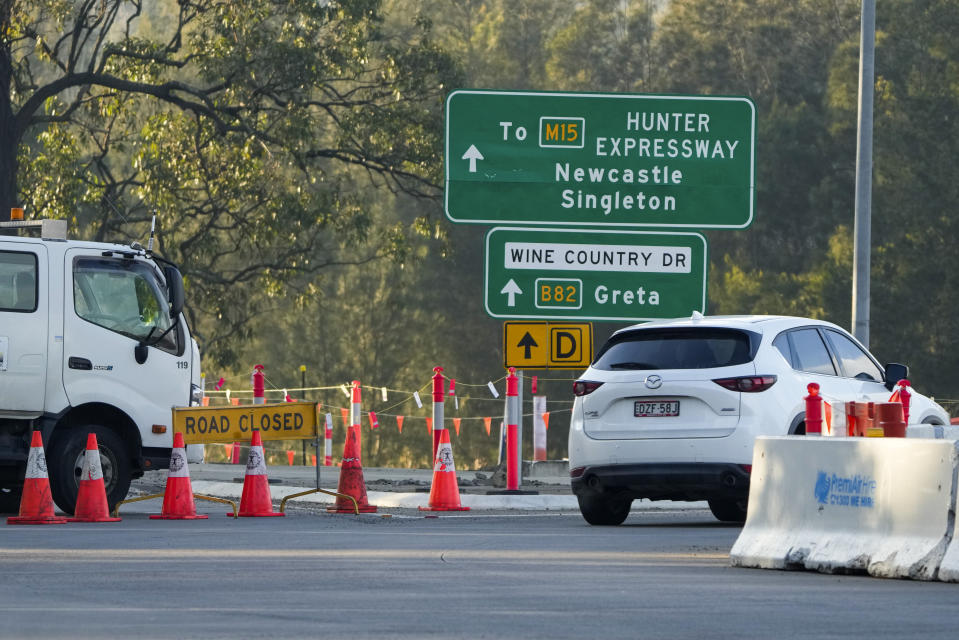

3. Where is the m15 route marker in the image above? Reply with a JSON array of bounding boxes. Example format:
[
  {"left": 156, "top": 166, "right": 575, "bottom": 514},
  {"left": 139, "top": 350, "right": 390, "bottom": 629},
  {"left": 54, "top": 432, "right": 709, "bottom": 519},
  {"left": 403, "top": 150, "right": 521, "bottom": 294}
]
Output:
[
  {"left": 446, "top": 89, "right": 755, "bottom": 228},
  {"left": 485, "top": 227, "right": 707, "bottom": 321}
]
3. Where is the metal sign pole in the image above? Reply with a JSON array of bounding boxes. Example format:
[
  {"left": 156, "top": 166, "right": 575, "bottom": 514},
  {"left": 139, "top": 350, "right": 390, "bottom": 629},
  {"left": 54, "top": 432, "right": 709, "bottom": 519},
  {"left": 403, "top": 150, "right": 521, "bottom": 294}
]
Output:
[{"left": 314, "top": 404, "right": 321, "bottom": 490}]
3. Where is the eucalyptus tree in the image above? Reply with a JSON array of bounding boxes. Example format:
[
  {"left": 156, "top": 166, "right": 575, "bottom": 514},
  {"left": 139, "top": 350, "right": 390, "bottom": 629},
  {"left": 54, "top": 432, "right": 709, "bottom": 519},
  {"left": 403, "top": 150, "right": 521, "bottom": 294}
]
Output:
[{"left": 4, "top": 0, "right": 460, "bottom": 366}]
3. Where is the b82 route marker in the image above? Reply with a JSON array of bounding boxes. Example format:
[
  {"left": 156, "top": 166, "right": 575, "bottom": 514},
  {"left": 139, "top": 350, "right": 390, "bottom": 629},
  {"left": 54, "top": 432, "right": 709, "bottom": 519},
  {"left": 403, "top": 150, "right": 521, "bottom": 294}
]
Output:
[
  {"left": 446, "top": 89, "right": 755, "bottom": 229},
  {"left": 486, "top": 227, "right": 707, "bottom": 322}
]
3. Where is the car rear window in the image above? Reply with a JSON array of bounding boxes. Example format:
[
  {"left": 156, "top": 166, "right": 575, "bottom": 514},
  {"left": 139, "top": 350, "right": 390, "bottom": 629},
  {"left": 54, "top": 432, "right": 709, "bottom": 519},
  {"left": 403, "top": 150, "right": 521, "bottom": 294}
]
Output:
[{"left": 592, "top": 328, "right": 757, "bottom": 370}]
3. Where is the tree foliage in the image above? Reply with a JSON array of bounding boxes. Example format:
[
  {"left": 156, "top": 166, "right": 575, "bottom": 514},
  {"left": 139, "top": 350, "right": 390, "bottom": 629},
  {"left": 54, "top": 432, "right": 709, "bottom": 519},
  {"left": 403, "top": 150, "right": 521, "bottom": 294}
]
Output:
[{"left": 7, "top": 0, "right": 460, "bottom": 366}]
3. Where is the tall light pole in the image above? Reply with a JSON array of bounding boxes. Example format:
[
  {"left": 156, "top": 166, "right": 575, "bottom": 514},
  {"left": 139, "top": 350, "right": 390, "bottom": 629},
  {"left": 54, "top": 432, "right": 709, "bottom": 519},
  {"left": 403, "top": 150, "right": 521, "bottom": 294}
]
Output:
[{"left": 852, "top": 0, "right": 875, "bottom": 346}]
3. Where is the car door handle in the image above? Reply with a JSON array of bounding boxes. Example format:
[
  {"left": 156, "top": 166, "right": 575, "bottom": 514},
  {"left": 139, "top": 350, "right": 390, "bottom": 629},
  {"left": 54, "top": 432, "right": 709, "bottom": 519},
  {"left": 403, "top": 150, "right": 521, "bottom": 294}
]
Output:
[{"left": 68, "top": 357, "right": 92, "bottom": 370}]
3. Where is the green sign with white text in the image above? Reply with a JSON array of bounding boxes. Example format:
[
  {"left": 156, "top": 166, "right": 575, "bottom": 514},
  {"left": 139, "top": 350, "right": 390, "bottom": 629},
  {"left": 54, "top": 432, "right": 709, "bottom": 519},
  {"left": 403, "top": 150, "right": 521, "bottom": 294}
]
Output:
[
  {"left": 485, "top": 227, "right": 707, "bottom": 321},
  {"left": 446, "top": 90, "right": 755, "bottom": 228}
]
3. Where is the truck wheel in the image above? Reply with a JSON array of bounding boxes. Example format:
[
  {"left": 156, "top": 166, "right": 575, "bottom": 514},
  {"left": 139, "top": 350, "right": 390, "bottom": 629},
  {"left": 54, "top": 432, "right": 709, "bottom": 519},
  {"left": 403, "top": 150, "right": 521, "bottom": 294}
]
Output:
[
  {"left": 0, "top": 486, "right": 22, "bottom": 514},
  {"left": 48, "top": 426, "right": 132, "bottom": 515},
  {"left": 576, "top": 493, "right": 632, "bottom": 526}
]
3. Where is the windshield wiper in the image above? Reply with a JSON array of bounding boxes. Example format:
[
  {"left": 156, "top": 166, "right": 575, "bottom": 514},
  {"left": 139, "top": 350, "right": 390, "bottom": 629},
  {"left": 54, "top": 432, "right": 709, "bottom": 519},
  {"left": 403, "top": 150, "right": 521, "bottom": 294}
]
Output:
[{"left": 608, "top": 362, "right": 658, "bottom": 370}]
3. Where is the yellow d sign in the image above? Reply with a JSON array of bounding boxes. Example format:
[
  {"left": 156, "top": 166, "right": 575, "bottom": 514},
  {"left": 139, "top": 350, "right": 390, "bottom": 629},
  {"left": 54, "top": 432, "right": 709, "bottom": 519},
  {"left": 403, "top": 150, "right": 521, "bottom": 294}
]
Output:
[{"left": 503, "top": 322, "right": 593, "bottom": 369}]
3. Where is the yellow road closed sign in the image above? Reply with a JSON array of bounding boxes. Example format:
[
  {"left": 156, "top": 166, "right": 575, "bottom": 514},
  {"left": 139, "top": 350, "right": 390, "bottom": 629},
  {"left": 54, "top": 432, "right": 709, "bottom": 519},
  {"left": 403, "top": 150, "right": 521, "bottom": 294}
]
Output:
[
  {"left": 503, "top": 322, "right": 593, "bottom": 369},
  {"left": 172, "top": 402, "right": 318, "bottom": 444}
]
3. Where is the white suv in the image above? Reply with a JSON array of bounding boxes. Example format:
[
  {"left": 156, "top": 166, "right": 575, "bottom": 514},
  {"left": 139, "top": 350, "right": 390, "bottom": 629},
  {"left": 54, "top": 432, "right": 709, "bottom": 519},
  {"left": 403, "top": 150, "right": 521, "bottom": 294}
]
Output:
[{"left": 568, "top": 314, "right": 950, "bottom": 525}]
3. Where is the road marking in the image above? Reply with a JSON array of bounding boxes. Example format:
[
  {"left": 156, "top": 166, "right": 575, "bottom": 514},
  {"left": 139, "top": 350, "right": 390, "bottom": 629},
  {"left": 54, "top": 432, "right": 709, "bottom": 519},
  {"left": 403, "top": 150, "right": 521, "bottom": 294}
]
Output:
[{"left": 0, "top": 548, "right": 727, "bottom": 565}]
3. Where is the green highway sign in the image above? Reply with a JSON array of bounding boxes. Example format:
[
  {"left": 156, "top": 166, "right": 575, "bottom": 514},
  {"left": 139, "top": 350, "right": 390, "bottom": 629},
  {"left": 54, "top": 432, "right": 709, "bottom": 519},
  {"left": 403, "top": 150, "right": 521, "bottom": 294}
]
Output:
[
  {"left": 446, "top": 90, "right": 755, "bottom": 228},
  {"left": 485, "top": 227, "right": 707, "bottom": 321}
]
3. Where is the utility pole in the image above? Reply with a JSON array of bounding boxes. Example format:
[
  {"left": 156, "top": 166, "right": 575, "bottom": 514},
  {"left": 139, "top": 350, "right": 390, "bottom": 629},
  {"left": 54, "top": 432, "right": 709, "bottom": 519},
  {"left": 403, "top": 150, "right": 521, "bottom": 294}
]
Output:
[{"left": 852, "top": 0, "right": 875, "bottom": 347}]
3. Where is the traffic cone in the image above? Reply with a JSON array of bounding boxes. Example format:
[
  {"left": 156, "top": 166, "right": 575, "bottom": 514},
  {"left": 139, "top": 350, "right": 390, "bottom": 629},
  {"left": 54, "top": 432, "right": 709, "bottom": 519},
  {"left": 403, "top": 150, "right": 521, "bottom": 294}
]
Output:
[
  {"left": 232, "top": 430, "right": 284, "bottom": 517},
  {"left": 419, "top": 428, "right": 469, "bottom": 512},
  {"left": 7, "top": 431, "right": 67, "bottom": 525},
  {"left": 150, "top": 433, "right": 208, "bottom": 520},
  {"left": 327, "top": 425, "right": 377, "bottom": 513},
  {"left": 68, "top": 433, "right": 121, "bottom": 522}
]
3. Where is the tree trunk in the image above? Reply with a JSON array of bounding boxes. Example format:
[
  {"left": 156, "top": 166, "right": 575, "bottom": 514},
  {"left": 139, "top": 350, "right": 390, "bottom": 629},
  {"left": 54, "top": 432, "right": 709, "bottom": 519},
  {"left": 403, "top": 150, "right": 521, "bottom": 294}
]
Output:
[{"left": 0, "top": 1, "right": 18, "bottom": 223}]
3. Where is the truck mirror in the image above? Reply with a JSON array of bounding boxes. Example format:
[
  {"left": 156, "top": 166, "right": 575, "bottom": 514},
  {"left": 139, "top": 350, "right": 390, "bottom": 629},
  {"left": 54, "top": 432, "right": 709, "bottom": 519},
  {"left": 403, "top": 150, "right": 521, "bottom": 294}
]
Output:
[
  {"left": 163, "top": 266, "right": 185, "bottom": 318},
  {"left": 883, "top": 362, "right": 908, "bottom": 392}
]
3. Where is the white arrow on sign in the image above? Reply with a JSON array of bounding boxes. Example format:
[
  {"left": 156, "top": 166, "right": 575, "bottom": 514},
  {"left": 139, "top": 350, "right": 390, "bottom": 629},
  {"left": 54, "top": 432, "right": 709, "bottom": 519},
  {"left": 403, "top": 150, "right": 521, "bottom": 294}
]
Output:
[
  {"left": 462, "top": 144, "right": 484, "bottom": 173},
  {"left": 500, "top": 279, "right": 522, "bottom": 307}
]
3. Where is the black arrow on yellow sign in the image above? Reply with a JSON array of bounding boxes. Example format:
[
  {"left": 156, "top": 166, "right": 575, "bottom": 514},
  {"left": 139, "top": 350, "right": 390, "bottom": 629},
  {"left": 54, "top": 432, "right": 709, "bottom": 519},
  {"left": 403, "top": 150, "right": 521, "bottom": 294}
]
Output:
[{"left": 517, "top": 332, "right": 539, "bottom": 359}]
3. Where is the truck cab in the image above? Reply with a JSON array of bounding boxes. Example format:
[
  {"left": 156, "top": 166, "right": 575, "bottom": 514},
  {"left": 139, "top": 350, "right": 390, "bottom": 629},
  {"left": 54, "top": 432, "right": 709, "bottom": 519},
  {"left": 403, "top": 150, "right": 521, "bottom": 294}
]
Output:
[{"left": 0, "top": 219, "right": 200, "bottom": 514}]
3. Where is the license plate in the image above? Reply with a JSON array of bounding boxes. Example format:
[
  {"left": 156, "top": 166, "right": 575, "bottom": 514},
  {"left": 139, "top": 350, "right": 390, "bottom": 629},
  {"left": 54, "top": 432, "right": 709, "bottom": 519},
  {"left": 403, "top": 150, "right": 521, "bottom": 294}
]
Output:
[{"left": 634, "top": 401, "right": 680, "bottom": 417}]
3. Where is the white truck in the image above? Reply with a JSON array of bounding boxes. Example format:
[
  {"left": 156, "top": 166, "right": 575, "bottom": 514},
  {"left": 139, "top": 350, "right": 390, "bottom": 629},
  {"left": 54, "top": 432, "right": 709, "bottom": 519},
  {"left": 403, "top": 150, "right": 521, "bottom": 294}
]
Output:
[{"left": 0, "top": 218, "right": 201, "bottom": 514}]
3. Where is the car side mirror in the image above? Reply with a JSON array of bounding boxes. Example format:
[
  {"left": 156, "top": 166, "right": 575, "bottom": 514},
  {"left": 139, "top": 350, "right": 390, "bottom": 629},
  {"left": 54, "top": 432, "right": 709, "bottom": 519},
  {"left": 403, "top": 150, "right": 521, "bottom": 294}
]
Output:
[
  {"left": 883, "top": 362, "right": 909, "bottom": 391},
  {"left": 163, "top": 266, "right": 185, "bottom": 319}
]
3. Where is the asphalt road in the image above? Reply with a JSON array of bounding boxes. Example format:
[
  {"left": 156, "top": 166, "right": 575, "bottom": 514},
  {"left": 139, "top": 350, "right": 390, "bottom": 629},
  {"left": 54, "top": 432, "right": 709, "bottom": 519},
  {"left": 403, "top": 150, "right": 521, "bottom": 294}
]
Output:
[{"left": 2, "top": 504, "right": 959, "bottom": 639}]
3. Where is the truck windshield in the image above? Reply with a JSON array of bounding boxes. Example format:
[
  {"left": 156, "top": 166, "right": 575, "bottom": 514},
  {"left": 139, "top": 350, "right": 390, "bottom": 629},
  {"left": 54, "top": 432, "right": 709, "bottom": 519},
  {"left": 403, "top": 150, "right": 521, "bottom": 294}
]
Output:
[{"left": 73, "top": 257, "right": 177, "bottom": 352}]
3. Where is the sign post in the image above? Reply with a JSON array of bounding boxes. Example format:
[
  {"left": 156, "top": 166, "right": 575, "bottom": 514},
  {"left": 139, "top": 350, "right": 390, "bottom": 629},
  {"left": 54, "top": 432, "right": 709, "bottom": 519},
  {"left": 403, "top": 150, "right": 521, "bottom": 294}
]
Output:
[
  {"left": 486, "top": 227, "right": 706, "bottom": 321},
  {"left": 446, "top": 90, "right": 755, "bottom": 228}
]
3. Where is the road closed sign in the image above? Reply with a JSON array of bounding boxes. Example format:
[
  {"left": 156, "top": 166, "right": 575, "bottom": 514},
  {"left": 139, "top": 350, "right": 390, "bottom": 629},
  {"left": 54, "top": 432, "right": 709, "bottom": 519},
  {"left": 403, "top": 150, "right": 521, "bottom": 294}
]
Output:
[{"left": 172, "top": 402, "right": 318, "bottom": 444}]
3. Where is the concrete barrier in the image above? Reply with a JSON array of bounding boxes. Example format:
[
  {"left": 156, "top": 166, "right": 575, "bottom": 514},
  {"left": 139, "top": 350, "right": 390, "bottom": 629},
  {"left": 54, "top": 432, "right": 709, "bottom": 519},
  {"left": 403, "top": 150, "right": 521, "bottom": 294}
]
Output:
[
  {"left": 907, "top": 424, "right": 959, "bottom": 440},
  {"left": 940, "top": 520, "right": 959, "bottom": 581},
  {"left": 730, "top": 436, "right": 959, "bottom": 580}
]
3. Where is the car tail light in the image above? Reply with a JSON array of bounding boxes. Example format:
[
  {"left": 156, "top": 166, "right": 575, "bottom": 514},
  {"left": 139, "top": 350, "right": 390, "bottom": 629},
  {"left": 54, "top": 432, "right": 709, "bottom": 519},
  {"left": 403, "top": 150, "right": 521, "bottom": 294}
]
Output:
[
  {"left": 573, "top": 380, "right": 604, "bottom": 396},
  {"left": 712, "top": 375, "right": 777, "bottom": 392},
  {"left": 570, "top": 466, "right": 585, "bottom": 478},
  {"left": 739, "top": 464, "right": 752, "bottom": 474}
]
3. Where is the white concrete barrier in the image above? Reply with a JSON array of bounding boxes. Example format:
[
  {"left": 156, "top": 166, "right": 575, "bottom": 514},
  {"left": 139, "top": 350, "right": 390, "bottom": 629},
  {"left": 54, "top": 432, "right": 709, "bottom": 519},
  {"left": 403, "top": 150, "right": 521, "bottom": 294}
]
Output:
[
  {"left": 907, "top": 424, "right": 959, "bottom": 440},
  {"left": 730, "top": 436, "right": 959, "bottom": 580},
  {"left": 940, "top": 522, "right": 959, "bottom": 581}
]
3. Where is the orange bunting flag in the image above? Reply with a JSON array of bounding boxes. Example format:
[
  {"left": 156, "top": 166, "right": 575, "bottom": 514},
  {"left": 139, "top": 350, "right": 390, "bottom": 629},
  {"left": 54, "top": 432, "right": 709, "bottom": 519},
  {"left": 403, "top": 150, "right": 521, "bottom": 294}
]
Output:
[
  {"left": 453, "top": 418, "right": 461, "bottom": 435},
  {"left": 396, "top": 415, "right": 404, "bottom": 433},
  {"left": 483, "top": 417, "right": 492, "bottom": 436},
  {"left": 230, "top": 398, "right": 240, "bottom": 406},
  {"left": 426, "top": 417, "right": 433, "bottom": 435},
  {"left": 340, "top": 407, "right": 349, "bottom": 428},
  {"left": 369, "top": 411, "right": 379, "bottom": 429}
]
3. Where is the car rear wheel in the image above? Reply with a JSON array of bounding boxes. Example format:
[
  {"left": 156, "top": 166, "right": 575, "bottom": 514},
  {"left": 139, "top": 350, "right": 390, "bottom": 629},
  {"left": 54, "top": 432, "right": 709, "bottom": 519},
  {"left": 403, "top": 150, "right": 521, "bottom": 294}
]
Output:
[
  {"left": 708, "top": 497, "right": 747, "bottom": 523},
  {"left": 0, "top": 486, "right": 22, "bottom": 514},
  {"left": 576, "top": 493, "right": 632, "bottom": 526}
]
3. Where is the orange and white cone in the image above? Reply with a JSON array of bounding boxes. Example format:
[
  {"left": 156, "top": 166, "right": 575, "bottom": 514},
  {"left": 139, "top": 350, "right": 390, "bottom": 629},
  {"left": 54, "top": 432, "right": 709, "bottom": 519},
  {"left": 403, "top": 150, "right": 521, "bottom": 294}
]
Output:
[
  {"left": 232, "top": 430, "right": 284, "bottom": 517},
  {"left": 68, "top": 433, "right": 121, "bottom": 522},
  {"left": 419, "top": 428, "right": 469, "bottom": 512},
  {"left": 328, "top": 425, "right": 377, "bottom": 513},
  {"left": 150, "top": 432, "right": 208, "bottom": 520},
  {"left": 7, "top": 431, "right": 67, "bottom": 525}
]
